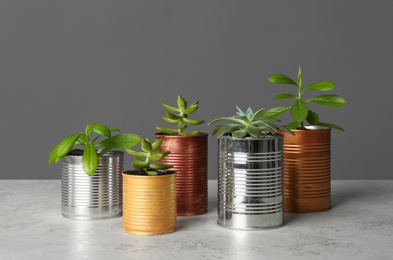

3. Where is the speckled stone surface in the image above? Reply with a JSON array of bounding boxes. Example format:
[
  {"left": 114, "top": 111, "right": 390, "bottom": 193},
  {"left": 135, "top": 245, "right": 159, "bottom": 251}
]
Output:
[{"left": 1, "top": 180, "right": 392, "bottom": 260}]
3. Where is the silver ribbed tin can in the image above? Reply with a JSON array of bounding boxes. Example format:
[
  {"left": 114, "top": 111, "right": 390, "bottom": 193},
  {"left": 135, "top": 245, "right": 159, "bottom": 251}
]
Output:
[
  {"left": 61, "top": 150, "right": 124, "bottom": 220},
  {"left": 217, "top": 134, "right": 284, "bottom": 229}
]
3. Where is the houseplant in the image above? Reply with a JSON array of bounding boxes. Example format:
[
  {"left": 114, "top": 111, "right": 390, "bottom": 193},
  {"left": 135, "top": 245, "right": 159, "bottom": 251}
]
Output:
[
  {"left": 208, "top": 106, "right": 291, "bottom": 230},
  {"left": 122, "top": 138, "right": 176, "bottom": 236},
  {"left": 48, "top": 123, "right": 141, "bottom": 220},
  {"left": 265, "top": 66, "right": 347, "bottom": 212},
  {"left": 155, "top": 95, "right": 208, "bottom": 216}
]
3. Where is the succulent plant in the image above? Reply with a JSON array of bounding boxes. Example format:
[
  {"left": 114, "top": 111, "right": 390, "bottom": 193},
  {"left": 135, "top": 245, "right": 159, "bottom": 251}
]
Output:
[
  {"left": 208, "top": 106, "right": 293, "bottom": 138},
  {"left": 49, "top": 123, "right": 141, "bottom": 176},
  {"left": 156, "top": 95, "right": 205, "bottom": 136},
  {"left": 265, "top": 66, "right": 347, "bottom": 130},
  {"left": 125, "top": 138, "right": 173, "bottom": 176}
]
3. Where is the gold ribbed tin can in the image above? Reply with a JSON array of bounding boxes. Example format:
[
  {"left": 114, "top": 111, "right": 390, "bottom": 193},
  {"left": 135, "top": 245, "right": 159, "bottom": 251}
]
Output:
[
  {"left": 280, "top": 126, "right": 331, "bottom": 212},
  {"left": 155, "top": 133, "right": 208, "bottom": 216},
  {"left": 122, "top": 171, "right": 176, "bottom": 236}
]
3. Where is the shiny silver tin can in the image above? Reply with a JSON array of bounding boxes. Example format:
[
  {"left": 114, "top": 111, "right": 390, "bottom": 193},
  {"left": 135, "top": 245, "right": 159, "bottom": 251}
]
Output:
[
  {"left": 217, "top": 134, "right": 284, "bottom": 229},
  {"left": 61, "top": 150, "right": 124, "bottom": 220}
]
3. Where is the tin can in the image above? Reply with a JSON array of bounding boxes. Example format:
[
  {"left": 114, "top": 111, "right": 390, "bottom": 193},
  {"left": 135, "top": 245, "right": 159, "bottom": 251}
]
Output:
[
  {"left": 217, "top": 134, "right": 284, "bottom": 229},
  {"left": 61, "top": 150, "right": 124, "bottom": 220}
]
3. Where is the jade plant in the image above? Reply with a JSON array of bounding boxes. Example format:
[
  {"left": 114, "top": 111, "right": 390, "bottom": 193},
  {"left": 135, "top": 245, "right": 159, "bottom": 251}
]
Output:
[
  {"left": 208, "top": 106, "right": 293, "bottom": 138},
  {"left": 264, "top": 66, "right": 347, "bottom": 130},
  {"left": 125, "top": 138, "right": 173, "bottom": 176},
  {"left": 49, "top": 123, "right": 141, "bottom": 176},
  {"left": 156, "top": 95, "right": 205, "bottom": 136}
]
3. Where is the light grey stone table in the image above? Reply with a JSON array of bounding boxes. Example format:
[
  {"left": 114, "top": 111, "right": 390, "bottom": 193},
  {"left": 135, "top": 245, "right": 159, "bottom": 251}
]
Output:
[{"left": 1, "top": 180, "right": 392, "bottom": 260}]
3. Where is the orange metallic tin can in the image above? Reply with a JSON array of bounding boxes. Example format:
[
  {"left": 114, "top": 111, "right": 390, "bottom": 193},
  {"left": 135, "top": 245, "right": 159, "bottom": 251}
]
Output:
[
  {"left": 155, "top": 133, "right": 208, "bottom": 216},
  {"left": 280, "top": 126, "right": 331, "bottom": 212}
]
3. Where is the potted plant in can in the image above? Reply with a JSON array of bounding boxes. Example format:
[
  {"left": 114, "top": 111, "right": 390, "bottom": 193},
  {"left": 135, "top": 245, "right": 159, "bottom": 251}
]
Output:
[
  {"left": 48, "top": 123, "right": 141, "bottom": 220},
  {"left": 155, "top": 95, "right": 208, "bottom": 216},
  {"left": 208, "top": 106, "right": 292, "bottom": 230},
  {"left": 122, "top": 138, "right": 176, "bottom": 236},
  {"left": 265, "top": 66, "right": 347, "bottom": 213}
]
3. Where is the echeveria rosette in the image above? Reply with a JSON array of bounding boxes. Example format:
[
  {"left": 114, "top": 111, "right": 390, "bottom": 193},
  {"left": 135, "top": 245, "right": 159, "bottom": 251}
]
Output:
[
  {"left": 125, "top": 138, "right": 173, "bottom": 176},
  {"left": 208, "top": 106, "right": 293, "bottom": 139},
  {"left": 48, "top": 123, "right": 141, "bottom": 176},
  {"left": 156, "top": 95, "right": 205, "bottom": 136},
  {"left": 264, "top": 66, "right": 347, "bottom": 131}
]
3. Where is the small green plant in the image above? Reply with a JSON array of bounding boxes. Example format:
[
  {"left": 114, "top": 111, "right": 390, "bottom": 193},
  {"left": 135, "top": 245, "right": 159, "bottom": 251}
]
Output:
[
  {"left": 265, "top": 66, "right": 346, "bottom": 130},
  {"left": 49, "top": 123, "right": 141, "bottom": 176},
  {"left": 125, "top": 138, "right": 173, "bottom": 176},
  {"left": 208, "top": 106, "right": 293, "bottom": 138},
  {"left": 156, "top": 95, "right": 205, "bottom": 136}
]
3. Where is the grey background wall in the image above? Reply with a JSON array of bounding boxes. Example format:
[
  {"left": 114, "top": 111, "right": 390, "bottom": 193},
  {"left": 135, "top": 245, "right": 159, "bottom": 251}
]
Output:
[{"left": 1, "top": 0, "right": 392, "bottom": 179}]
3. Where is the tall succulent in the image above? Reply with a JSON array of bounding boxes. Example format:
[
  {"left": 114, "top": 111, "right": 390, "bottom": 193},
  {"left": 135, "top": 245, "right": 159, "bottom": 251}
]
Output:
[
  {"left": 208, "top": 106, "right": 292, "bottom": 138},
  {"left": 265, "top": 66, "right": 347, "bottom": 130},
  {"left": 125, "top": 138, "right": 173, "bottom": 176},
  {"left": 156, "top": 95, "right": 205, "bottom": 136}
]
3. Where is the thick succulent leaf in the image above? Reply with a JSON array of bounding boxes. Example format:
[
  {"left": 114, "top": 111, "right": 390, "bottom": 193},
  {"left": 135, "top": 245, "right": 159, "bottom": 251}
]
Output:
[
  {"left": 259, "top": 120, "right": 280, "bottom": 131},
  {"left": 132, "top": 161, "right": 149, "bottom": 170},
  {"left": 245, "top": 107, "right": 253, "bottom": 119},
  {"left": 290, "top": 99, "right": 309, "bottom": 123},
  {"left": 246, "top": 125, "right": 261, "bottom": 138},
  {"left": 150, "top": 163, "right": 173, "bottom": 170},
  {"left": 250, "top": 108, "right": 266, "bottom": 121},
  {"left": 86, "top": 123, "right": 111, "bottom": 137},
  {"left": 287, "top": 121, "right": 299, "bottom": 129},
  {"left": 162, "top": 116, "right": 180, "bottom": 124},
  {"left": 182, "top": 118, "right": 205, "bottom": 125},
  {"left": 151, "top": 138, "right": 163, "bottom": 150},
  {"left": 166, "top": 112, "right": 180, "bottom": 120},
  {"left": 141, "top": 139, "right": 153, "bottom": 152},
  {"left": 215, "top": 124, "right": 242, "bottom": 138},
  {"left": 208, "top": 116, "right": 246, "bottom": 125},
  {"left": 304, "top": 81, "right": 336, "bottom": 92},
  {"left": 236, "top": 106, "right": 245, "bottom": 116},
  {"left": 183, "top": 104, "right": 198, "bottom": 114},
  {"left": 306, "top": 94, "right": 346, "bottom": 107},
  {"left": 97, "top": 134, "right": 141, "bottom": 150},
  {"left": 306, "top": 110, "right": 320, "bottom": 125},
  {"left": 82, "top": 142, "right": 98, "bottom": 176},
  {"left": 181, "top": 131, "right": 200, "bottom": 136},
  {"left": 49, "top": 132, "right": 83, "bottom": 163},
  {"left": 125, "top": 148, "right": 147, "bottom": 158},
  {"left": 261, "top": 107, "right": 291, "bottom": 119},
  {"left": 178, "top": 124, "right": 187, "bottom": 130},
  {"left": 319, "top": 122, "right": 345, "bottom": 131},
  {"left": 177, "top": 95, "right": 187, "bottom": 110},
  {"left": 232, "top": 129, "right": 248, "bottom": 138},
  {"left": 156, "top": 126, "right": 179, "bottom": 135},
  {"left": 268, "top": 74, "right": 297, "bottom": 85},
  {"left": 149, "top": 153, "right": 164, "bottom": 162},
  {"left": 147, "top": 171, "right": 158, "bottom": 176},
  {"left": 279, "top": 126, "right": 295, "bottom": 135},
  {"left": 161, "top": 102, "right": 180, "bottom": 113}
]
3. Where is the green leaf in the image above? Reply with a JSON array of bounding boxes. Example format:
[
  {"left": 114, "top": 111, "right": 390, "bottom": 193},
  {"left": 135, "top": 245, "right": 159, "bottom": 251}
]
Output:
[
  {"left": 287, "top": 121, "right": 299, "bottom": 129},
  {"left": 183, "top": 118, "right": 205, "bottom": 125},
  {"left": 177, "top": 95, "right": 187, "bottom": 110},
  {"left": 215, "top": 124, "right": 242, "bottom": 138},
  {"left": 275, "top": 93, "right": 297, "bottom": 100},
  {"left": 183, "top": 103, "right": 199, "bottom": 114},
  {"left": 304, "top": 81, "right": 336, "bottom": 92},
  {"left": 166, "top": 112, "right": 180, "bottom": 120},
  {"left": 125, "top": 148, "right": 147, "bottom": 158},
  {"left": 109, "top": 127, "right": 120, "bottom": 132},
  {"left": 97, "top": 134, "right": 141, "bottom": 150},
  {"left": 78, "top": 135, "right": 89, "bottom": 146},
  {"left": 156, "top": 126, "right": 179, "bottom": 135},
  {"left": 181, "top": 131, "right": 200, "bottom": 136},
  {"left": 150, "top": 163, "right": 173, "bottom": 170},
  {"left": 279, "top": 126, "right": 295, "bottom": 135},
  {"left": 208, "top": 116, "right": 245, "bottom": 126},
  {"left": 149, "top": 153, "right": 164, "bottom": 161},
  {"left": 261, "top": 107, "right": 291, "bottom": 119},
  {"left": 49, "top": 132, "right": 83, "bottom": 163},
  {"left": 245, "top": 107, "right": 253, "bottom": 119},
  {"left": 319, "top": 122, "right": 345, "bottom": 131},
  {"left": 162, "top": 116, "right": 180, "bottom": 124},
  {"left": 178, "top": 124, "right": 187, "bottom": 130},
  {"left": 232, "top": 129, "right": 248, "bottom": 138},
  {"left": 86, "top": 123, "right": 111, "bottom": 137},
  {"left": 141, "top": 139, "right": 152, "bottom": 152},
  {"left": 268, "top": 74, "right": 297, "bottom": 85},
  {"left": 250, "top": 108, "right": 266, "bottom": 121},
  {"left": 307, "top": 94, "right": 346, "bottom": 107},
  {"left": 82, "top": 142, "right": 98, "bottom": 176},
  {"left": 290, "top": 99, "right": 309, "bottom": 123},
  {"left": 132, "top": 161, "right": 149, "bottom": 170},
  {"left": 298, "top": 66, "right": 302, "bottom": 87},
  {"left": 306, "top": 110, "right": 320, "bottom": 125},
  {"left": 246, "top": 125, "right": 261, "bottom": 138},
  {"left": 151, "top": 139, "right": 163, "bottom": 150},
  {"left": 161, "top": 102, "right": 180, "bottom": 113},
  {"left": 147, "top": 171, "right": 158, "bottom": 176}
]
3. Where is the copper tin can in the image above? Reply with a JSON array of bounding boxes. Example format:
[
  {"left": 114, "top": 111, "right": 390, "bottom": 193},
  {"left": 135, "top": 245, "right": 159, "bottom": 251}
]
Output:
[
  {"left": 122, "top": 171, "right": 177, "bottom": 236},
  {"left": 280, "top": 126, "right": 331, "bottom": 213},
  {"left": 155, "top": 133, "right": 208, "bottom": 216}
]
